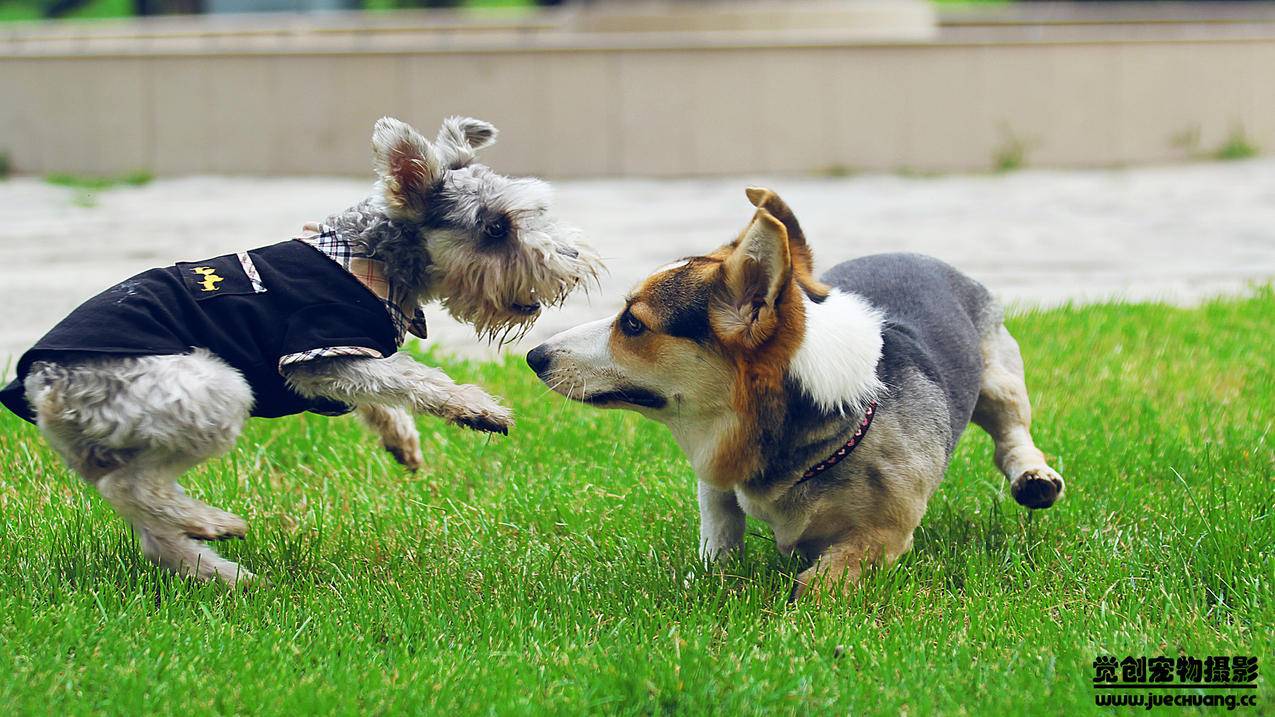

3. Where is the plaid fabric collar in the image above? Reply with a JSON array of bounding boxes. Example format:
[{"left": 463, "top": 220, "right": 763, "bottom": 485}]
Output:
[{"left": 295, "top": 223, "right": 428, "bottom": 345}]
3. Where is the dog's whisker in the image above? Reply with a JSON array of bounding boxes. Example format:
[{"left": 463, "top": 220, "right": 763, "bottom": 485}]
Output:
[{"left": 538, "top": 373, "right": 571, "bottom": 400}]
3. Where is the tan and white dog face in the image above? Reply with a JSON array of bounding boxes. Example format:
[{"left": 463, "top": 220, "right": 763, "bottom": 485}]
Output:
[
  {"left": 527, "top": 187, "right": 858, "bottom": 487},
  {"left": 525, "top": 256, "right": 739, "bottom": 420}
]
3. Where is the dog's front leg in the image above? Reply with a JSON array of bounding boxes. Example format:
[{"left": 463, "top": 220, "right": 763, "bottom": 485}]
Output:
[
  {"left": 357, "top": 404, "right": 423, "bottom": 470},
  {"left": 792, "top": 528, "right": 915, "bottom": 601},
  {"left": 698, "top": 480, "right": 746, "bottom": 562},
  {"left": 285, "top": 353, "right": 513, "bottom": 434}
]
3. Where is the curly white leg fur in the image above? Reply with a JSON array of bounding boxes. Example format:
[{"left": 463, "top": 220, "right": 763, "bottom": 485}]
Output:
[
  {"left": 286, "top": 352, "right": 513, "bottom": 434},
  {"left": 27, "top": 350, "right": 255, "bottom": 585},
  {"left": 97, "top": 458, "right": 248, "bottom": 541},
  {"left": 140, "top": 525, "right": 254, "bottom": 586}
]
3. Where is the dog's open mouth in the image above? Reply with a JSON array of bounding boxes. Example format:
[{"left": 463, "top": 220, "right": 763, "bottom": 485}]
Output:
[{"left": 583, "top": 387, "right": 666, "bottom": 410}]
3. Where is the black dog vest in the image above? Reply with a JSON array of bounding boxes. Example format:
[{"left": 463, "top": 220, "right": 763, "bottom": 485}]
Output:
[{"left": 0, "top": 238, "right": 404, "bottom": 423}]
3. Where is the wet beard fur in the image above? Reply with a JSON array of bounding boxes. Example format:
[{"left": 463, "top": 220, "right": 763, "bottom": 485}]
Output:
[{"left": 430, "top": 232, "right": 599, "bottom": 347}]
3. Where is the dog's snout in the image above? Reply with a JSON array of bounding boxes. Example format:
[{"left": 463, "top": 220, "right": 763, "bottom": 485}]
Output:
[{"left": 526, "top": 344, "right": 552, "bottom": 375}]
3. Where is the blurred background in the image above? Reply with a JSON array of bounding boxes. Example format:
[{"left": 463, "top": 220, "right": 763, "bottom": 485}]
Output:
[
  {"left": 6, "top": 0, "right": 1275, "bottom": 176},
  {"left": 1, "top": 0, "right": 1274, "bottom": 358}
]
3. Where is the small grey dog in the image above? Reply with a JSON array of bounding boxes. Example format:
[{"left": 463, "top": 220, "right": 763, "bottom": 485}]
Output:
[{"left": 0, "top": 116, "right": 600, "bottom": 586}]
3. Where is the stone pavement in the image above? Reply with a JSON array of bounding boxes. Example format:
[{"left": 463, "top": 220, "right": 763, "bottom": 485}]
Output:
[{"left": 2, "top": 161, "right": 1274, "bottom": 369}]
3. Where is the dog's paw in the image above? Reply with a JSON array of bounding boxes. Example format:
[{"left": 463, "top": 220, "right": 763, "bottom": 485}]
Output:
[
  {"left": 699, "top": 540, "right": 743, "bottom": 565},
  {"left": 383, "top": 433, "right": 424, "bottom": 471},
  {"left": 447, "top": 384, "right": 513, "bottom": 435},
  {"left": 210, "top": 563, "right": 256, "bottom": 590},
  {"left": 1011, "top": 466, "right": 1065, "bottom": 509},
  {"left": 454, "top": 406, "right": 513, "bottom": 435},
  {"left": 790, "top": 563, "right": 861, "bottom": 603},
  {"left": 789, "top": 572, "right": 833, "bottom": 603},
  {"left": 185, "top": 510, "right": 248, "bottom": 542}
]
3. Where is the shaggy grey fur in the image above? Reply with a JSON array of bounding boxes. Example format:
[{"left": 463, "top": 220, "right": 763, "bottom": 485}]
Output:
[
  {"left": 326, "top": 117, "right": 599, "bottom": 343},
  {"left": 21, "top": 116, "right": 601, "bottom": 587}
]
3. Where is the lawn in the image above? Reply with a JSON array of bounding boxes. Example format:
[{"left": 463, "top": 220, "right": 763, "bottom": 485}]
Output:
[{"left": 0, "top": 291, "right": 1271, "bottom": 715}]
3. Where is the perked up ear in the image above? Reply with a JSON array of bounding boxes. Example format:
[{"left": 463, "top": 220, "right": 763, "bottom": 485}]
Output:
[
  {"left": 745, "top": 186, "right": 829, "bottom": 301},
  {"left": 434, "top": 116, "right": 499, "bottom": 169},
  {"left": 372, "top": 117, "right": 443, "bottom": 220},
  {"left": 713, "top": 208, "right": 794, "bottom": 350}
]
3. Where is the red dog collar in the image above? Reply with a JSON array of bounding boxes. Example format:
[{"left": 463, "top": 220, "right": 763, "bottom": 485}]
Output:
[{"left": 796, "top": 401, "right": 878, "bottom": 484}]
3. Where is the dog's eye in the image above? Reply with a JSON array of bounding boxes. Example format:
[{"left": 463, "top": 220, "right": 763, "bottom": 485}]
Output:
[
  {"left": 482, "top": 217, "right": 510, "bottom": 243},
  {"left": 620, "top": 311, "right": 646, "bottom": 337}
]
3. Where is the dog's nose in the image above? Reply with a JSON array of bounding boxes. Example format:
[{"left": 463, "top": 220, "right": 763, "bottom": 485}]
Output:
[
  {"left": 526, "top": 344, "right": 552, "bottom": 375},
  {"left": 557, "top": 246, "right": 579, "bottom": 259}
]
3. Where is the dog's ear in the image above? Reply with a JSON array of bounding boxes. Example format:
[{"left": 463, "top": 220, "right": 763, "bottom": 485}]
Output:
[
  {"left": 434, "top": 116, "right": 499, "bottom": 169},
  {"left": 712, "top": 208, "right": 793, "bottom": 350},
  {"left": 745, "top": 186, "right": 829, "bottom": 301},
  {"left": 372, "top": 117, "right": 443, "bottom": 220}
]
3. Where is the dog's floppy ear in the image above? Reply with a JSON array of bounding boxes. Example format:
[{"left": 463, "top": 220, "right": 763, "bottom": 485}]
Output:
[
  {"left": 435, "top": 116, "right": 499, "bottom": 169},
  {"left": 372, "top": 117, "right": 444, "bottom": 220},
  {"left": 745, "top": 186, "right": 829, "bottom": 301},
  {"left": 712, "top": 208, "right": 793, "bottom": 350}
]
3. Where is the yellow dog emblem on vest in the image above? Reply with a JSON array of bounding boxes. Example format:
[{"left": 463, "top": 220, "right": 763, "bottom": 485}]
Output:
[{"left": 192, "top": 266, "right": 224, "bottom": 292}]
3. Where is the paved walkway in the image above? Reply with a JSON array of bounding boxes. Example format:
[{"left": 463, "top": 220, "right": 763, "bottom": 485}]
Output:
[{"left": 3, "top": 161, "right": 1274, "bottom": 367}]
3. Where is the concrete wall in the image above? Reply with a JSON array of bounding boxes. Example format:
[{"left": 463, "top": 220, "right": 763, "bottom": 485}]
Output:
[{"left": 2, "top": 9, "right": 1274, "bottom": 177}]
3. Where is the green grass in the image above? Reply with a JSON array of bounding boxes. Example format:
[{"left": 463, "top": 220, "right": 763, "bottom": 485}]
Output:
[
  {"left": 992, "top": 124, "right": 1036, "bottom": 173},
  {"left": 0, "top": 291, "right": 1271, "bottom": 714},
  {"left": 45, "top": 170, "right": 152, "bottom": 208},
  {"left": 1215, "top": 127, "right": 1260, "bottom": 162},
  {"left": 0, "top": 0, "right": 130, "bottom": 22},
  {"left": 45, "top": 170, "right": 153, "bottom": 190},
  {"left": 0, "top": 0, "right": 46, "bottom": 21}
]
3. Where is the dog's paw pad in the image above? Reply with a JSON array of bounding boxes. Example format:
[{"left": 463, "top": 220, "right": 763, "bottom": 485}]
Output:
[
  {"left": 456, "top": 411, "right": 512, "bottom": 435},
  {"left": 1012, "top": 467, "right": 1065, "bottom": 509},
  {"left": 445, "top": 385, "right": 513, "bottom": 435},
  {"left": 385, "top": 440, "right": 424, "bottom": 471},
  {"left": 216, "top": 566, "right": 256, "bottom": 590}
]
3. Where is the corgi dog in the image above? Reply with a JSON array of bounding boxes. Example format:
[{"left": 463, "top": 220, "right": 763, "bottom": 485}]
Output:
[{"left": 526, "top": 187, "right": 1065, "bottom": 599}]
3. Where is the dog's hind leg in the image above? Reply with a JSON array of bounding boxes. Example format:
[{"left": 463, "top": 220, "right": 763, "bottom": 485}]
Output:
[
  {"left": 96, "top": 452, "right": 249, "bottom": 542},
  {"left": 357, "top": 404, "right": 423, "bottom": 470},
  {"left": 971, "top": 325, "right": 1065, "bottom": 509},
  {"left": 97, "top": 454, "right": 254, "bottom": 586},
  {"left": 138, "top": 525, "right": 252, "bottom": 586},
  {"left": 27, "top": 350, "right": 256, "bottom": 585}
]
